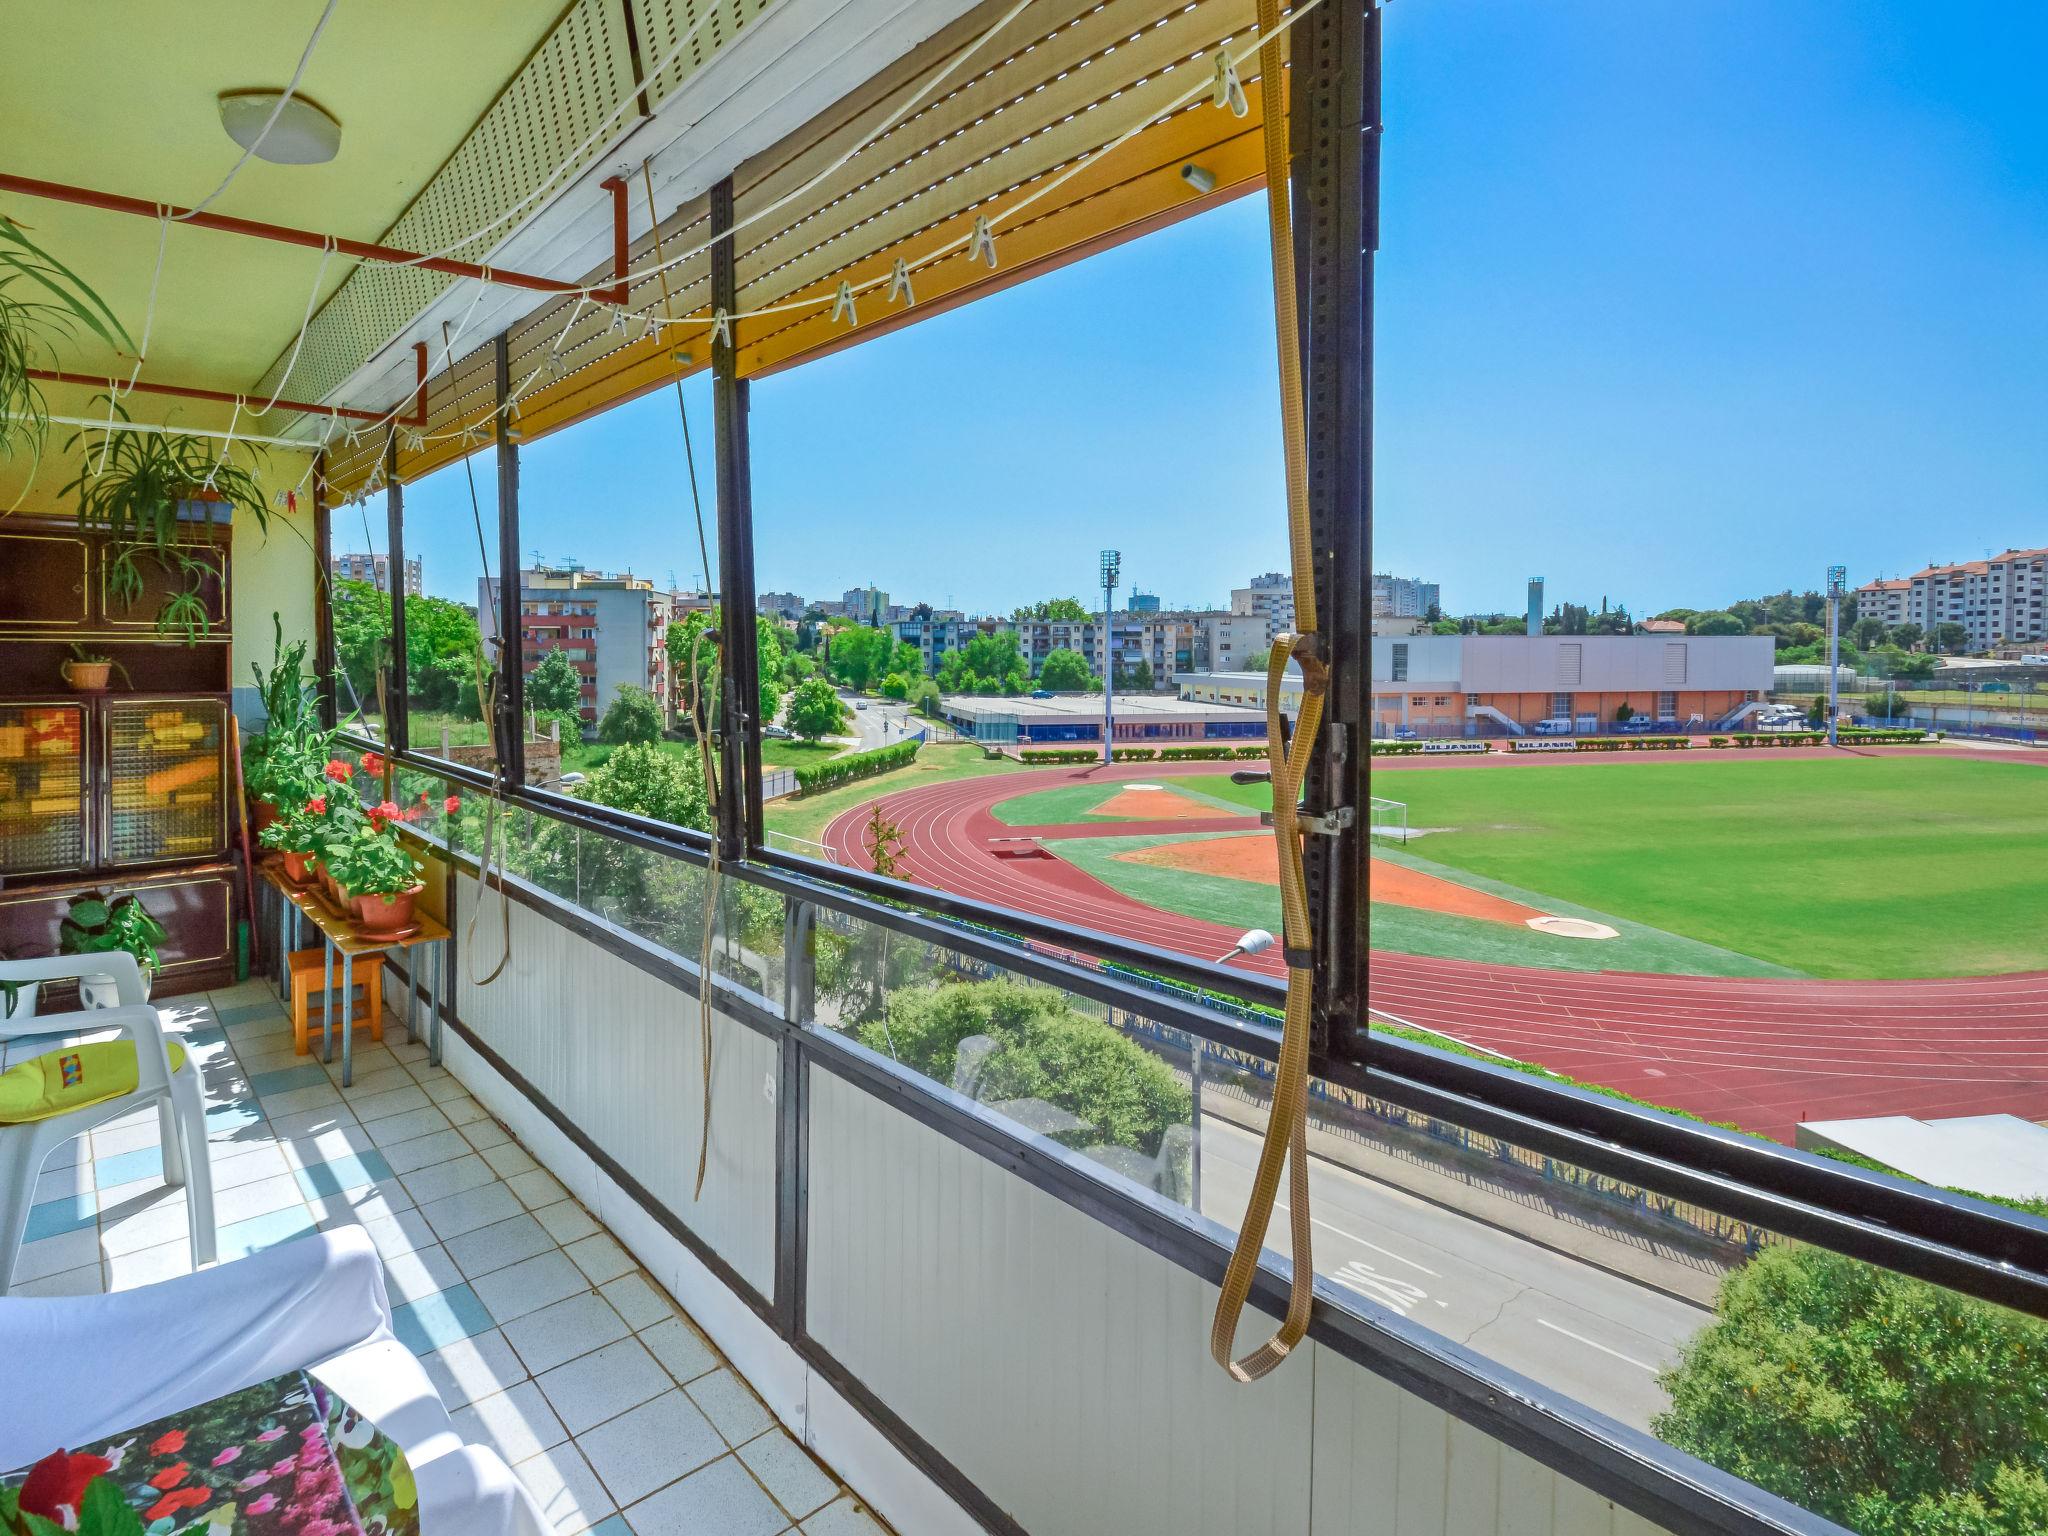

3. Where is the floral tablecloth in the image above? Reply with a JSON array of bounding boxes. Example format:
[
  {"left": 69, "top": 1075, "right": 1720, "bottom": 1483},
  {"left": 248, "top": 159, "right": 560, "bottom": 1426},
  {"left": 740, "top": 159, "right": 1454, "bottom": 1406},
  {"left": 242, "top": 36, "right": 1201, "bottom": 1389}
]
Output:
[{"left": 1, "top": 1370, "right": 417, "bottom": 1535}]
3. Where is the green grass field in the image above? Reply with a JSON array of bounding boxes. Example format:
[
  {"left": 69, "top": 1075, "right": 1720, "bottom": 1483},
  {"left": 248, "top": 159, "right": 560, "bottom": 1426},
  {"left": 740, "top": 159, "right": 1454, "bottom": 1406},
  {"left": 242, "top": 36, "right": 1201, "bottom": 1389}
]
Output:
[
  {"left": 1368, "top": 757, "right": 2048, "bottom": 978},
  {"left": 990, "top": 778, "right": 1245, "bottom": 826},
  {"left": 1045, "top": 832, "right": 1793, "bottom": 977}
]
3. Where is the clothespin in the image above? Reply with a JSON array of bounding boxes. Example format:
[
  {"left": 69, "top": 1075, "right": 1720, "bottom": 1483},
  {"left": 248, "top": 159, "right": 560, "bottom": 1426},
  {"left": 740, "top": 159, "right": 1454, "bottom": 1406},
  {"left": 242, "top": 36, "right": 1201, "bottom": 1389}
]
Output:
[
  {"left": 606, "top": 307, "right": 630, "bottom": 336},
  {"left": 969, "top": 215, "right": 998, "bottom": 269},
  {"left": 886, "top": 257, "right": 915, "bottom": 306},
  {"left": 1212, "top": 50, "right": 1248, "bottom": 117},
  {"left": 710, "top": 308, "right": 732, "bottom": 348},
  {"left": 401, "top": 428, "right": 425, "bottom": 454},
  {"left": 830, "top": 280, "right": 858, "bottom": 327}
]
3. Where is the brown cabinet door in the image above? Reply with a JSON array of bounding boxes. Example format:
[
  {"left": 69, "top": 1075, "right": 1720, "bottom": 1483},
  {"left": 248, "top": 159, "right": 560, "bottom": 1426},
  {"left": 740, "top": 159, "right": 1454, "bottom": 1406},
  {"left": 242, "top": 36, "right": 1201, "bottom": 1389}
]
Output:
[
  {"left": 0, "top": 530, "right": 91, "bottom": 633},
  {"left": 99, "top": 696, "right": 228, "bottom": 867},
  {"left": 0, "top": 700, "right": 90, "bottom": 877},
  {"left": 95, "top": 539, "right": 230, "bottom": 641}
]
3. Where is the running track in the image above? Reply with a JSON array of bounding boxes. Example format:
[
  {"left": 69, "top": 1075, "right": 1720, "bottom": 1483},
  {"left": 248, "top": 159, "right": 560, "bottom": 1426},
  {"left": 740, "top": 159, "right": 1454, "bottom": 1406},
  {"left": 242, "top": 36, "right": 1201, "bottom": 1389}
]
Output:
[{"left": 822, "top": 760, "right": 2048, "bottom": 1141}]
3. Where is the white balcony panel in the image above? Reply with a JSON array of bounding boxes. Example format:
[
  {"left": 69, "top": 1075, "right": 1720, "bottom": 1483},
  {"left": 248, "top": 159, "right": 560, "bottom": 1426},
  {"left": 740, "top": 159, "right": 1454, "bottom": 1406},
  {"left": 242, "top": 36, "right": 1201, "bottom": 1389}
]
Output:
[
  {"left": 451, "top": 872, "right": 777, "bottom": 1294},
  {"left": 807, "top": 1063, "right": 1313, "bottom": 1536}
]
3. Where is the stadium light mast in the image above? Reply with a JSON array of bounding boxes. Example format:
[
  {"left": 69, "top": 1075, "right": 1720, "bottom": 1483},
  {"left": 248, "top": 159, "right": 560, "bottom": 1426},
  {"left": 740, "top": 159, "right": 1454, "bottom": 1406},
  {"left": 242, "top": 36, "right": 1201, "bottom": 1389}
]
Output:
[
  {"left": 1826, "top": 564, "right": 1847, "bottom": 747},
  {"left": 1100, "top": 549, "right": 1122, "bottom": 765}
]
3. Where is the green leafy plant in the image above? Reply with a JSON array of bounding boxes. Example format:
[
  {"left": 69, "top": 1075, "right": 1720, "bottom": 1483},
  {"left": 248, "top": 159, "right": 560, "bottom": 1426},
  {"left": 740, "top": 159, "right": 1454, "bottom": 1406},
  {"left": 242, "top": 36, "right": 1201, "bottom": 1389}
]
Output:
[
  {"left": 244, "top": 614, "right": 331, "bottom": 810},
  {"left": 57, "top": 891, "right": 166, "bottom": 979},
  {"left": 63, "top": 398, "right": 269, "bottom": 644},
  {"left": 0, "top": 214, "right": 135, "bottom": 465},
  {"left": 324, "top": 822, "right": 421, "bottom": 899}
]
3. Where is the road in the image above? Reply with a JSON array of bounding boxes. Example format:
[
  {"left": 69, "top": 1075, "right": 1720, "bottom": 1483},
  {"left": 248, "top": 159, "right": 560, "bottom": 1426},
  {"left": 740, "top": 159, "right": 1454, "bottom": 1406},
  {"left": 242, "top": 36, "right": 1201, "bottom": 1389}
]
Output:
[
  {"left": 839, "top": 693, "right": 914, "bottom": 753},
  {"left": 1197, "top": 1117, "right": 1708, "bottom": 1431}
]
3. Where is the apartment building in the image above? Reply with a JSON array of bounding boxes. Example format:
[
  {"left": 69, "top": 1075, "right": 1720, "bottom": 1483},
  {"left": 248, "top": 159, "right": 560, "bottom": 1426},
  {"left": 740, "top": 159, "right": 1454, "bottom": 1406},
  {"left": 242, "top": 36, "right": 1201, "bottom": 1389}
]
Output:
[
  {"left": 330, "top": 551, "right": 423, "bottom": 597},
  {"left": 1855, "top": 578, "right": 1910, "bottom": 628},
  {"left": 480, "top": 566, "right": 710, "bottom": 727},
  {"left": 1371, "top": 572, "right": 1440, "bottom": 619},
  {"left": 1905, "top": 550, "right": 2048, "bottom": 648},
  {"left": 757, "top": 591, "right": 806, "bottom": 619},
  {"left": 892, "top": 613, "right": 994, "bottom": 674},
  {"left": 1230, "top": 572, "right": 1294, "bottom": 639},
  {"left": 1127, "top": 590, "right": 1161, "bottom": 613}
]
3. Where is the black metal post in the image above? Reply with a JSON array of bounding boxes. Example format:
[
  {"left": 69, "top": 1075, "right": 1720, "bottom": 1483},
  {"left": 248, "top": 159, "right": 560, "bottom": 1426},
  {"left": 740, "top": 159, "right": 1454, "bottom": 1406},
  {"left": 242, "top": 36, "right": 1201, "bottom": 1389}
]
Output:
[
  {"left": 312, "top": 452, "right": 337, "bottom": 731},
  {"left": 495, "top": 334, "right": 527, "bottom": 786},
  {"left": 710, "top": 175, "right": 764, "bottom": 859},
  {"left": 384, "top": 434, "right": 409, "bottom": 755},
  {"left": 1295, "top": 0, "right": 1378, "bottom": 1066},
  {"left": 775, "top": 900, "right": 815, "bottom": 1336}
]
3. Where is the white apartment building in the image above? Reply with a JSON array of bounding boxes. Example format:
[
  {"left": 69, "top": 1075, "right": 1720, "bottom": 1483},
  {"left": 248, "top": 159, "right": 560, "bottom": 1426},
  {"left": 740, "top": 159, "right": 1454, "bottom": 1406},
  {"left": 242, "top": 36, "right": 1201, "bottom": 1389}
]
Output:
[
  {"left": 480, "top": 567, "right": 710, "bottom": 727},
  {"left": 1230, "top": 572, "right": 1294, "bottom": 640},
  {"left": 331, "top": 551, "right": 423, "bottom": 597},
  {"left": 1861, "top": 548, "right": 2048, "bottom": 648},
  {"left": 1371, "top": 572, "right": 1440, "bottom": 619}
]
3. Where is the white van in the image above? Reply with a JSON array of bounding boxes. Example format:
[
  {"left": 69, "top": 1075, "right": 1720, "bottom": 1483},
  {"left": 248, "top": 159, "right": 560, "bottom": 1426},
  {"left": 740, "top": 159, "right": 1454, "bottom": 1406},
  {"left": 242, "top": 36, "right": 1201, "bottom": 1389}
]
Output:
[{"left": 1533, "top": 717, "right": 1574, "bottom": 735}]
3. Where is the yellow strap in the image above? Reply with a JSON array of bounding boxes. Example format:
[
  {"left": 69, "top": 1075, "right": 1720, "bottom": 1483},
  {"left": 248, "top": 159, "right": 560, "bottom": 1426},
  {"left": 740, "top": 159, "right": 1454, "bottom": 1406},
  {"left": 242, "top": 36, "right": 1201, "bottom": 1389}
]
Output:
[{"left": 1209, "top": 0, "right": 1323, "bottom": 1383}]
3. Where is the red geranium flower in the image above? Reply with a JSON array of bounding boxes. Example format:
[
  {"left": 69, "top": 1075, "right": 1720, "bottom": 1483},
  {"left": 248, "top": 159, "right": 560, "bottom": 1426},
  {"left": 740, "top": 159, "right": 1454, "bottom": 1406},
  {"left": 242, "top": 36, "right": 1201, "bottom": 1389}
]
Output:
[
  {"left": 367, "top": 798, "right": 401, "bottom": 831},
  {"left": 144, "top": 1485, "right": 211, "bottom": 1523},
  {"left": 323, "top": 758, "right": 354, "bottom": 782},
  {"left": 361, "top": 751, "right": 385, "bottom": 775},
  {"left": 19, "top": 1449, "right": 111, "bottom": 1525},
  {"left": 149, "top": 1460, "right": 189, "bottom": 1490},
  {"left": 150, "top": 1429, "right": 186, "bottom": 1457},
  {"left": 307, "top": 795, "right": 327, "bottom": 815},
  {"left": 444, "top": 795, "right": 461, "bottom": 815}
]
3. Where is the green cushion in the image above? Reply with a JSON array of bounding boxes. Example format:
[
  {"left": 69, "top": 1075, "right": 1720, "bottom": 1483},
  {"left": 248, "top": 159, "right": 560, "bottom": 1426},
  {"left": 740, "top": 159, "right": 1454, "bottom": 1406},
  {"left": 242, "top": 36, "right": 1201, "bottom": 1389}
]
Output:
[{"left": 0, "top": 1038, "right": 187, "bottom": 1124}]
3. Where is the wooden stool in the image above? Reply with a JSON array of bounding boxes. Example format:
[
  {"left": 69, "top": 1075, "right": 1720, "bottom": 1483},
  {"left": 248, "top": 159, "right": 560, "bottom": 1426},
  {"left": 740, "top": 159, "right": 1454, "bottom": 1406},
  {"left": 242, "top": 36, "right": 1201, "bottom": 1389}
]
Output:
[{"left": 288, "top": 947, "right": 384, "bottom": 1057}]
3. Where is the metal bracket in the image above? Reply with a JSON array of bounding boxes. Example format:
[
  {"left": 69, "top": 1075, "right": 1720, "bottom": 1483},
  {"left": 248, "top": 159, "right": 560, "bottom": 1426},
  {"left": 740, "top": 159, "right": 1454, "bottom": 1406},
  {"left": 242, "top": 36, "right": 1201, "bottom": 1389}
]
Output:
[{"left": 1261, "top": 805, "right": 1354, "bottom": 836}]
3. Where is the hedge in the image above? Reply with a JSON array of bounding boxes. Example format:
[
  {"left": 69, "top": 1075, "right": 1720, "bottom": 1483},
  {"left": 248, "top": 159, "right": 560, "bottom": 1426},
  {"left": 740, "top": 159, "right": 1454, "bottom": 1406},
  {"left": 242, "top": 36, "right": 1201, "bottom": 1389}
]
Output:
[
  {"left": 1839, "top": 726, "right": 1935, "bottom": 743},
  {"left": 1233, "top": 745, "right": 1267, "bottom": 759},
  {"left": 1729, "top": 732, "right": 1825, "bottom": 748},
  {"left": 1020, "top": 749, "right": 1098, "bottom": 764},
  {"left": 1158, "top": 745, "right": 1235, "bottom": 760},
  {"left": 1566, "top": 735, "right": 1691, "bottom": 752},
  {"left": 793, "top": 738, "right": 921, "bottom": 793},
  {"left": 1110, "top": 747, "right": 1159, "bottom": 762}
]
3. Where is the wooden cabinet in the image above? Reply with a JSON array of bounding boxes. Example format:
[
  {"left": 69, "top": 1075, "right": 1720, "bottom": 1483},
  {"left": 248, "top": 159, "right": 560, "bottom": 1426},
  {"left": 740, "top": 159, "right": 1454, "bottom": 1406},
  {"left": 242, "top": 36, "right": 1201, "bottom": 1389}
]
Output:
[
  {"left": 0, "top": 864, "right": 236, "bottom": 996},
  {"left": 0, "top": 518, "right": 231, "bottom": 643}
]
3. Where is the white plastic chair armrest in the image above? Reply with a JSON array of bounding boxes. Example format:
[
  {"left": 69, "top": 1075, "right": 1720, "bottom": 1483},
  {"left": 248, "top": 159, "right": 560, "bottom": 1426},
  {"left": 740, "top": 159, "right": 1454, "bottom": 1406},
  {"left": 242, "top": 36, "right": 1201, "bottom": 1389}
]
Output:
[
  {"left": 0, "top": 951, "right": 148, "bottom": 1007},
  {"left": 0, "top": 1003, "right": 175, "bottom": 1098},
  {"left": 0, "top": 1227, "right": 394, "bottom": 1468}
]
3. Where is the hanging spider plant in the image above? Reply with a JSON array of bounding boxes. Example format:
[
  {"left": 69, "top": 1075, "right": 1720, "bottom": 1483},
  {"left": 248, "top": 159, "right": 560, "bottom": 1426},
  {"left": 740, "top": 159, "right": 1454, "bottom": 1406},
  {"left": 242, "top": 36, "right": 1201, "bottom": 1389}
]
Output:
[
  {"left": 0, "top": 214, "right": 134, "bottom": 463},
  {"left": 63, "top": 396, "right": 270, "bottom": 644}
]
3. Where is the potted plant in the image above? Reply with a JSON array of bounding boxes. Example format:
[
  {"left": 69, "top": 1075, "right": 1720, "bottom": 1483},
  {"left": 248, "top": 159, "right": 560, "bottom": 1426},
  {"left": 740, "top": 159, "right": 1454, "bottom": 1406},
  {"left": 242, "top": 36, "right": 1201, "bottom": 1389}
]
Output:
[
  {"left": 58, "top": 891, "right": 166, "bottom": 1008},
  {"left": 326, "top": 815, "right": 423, "bottom": 938},
  {"left": 59, "top": 643, "right": 132, "bottom": 693},
  {"left": 62, "top": 398, "right": 271, "bottom": 645},
  {"left": 256, "top": 788, "right": 332, "bottom": 884},
  {"left": 243, "top": 615, "right": 326, "bottom": 834}
]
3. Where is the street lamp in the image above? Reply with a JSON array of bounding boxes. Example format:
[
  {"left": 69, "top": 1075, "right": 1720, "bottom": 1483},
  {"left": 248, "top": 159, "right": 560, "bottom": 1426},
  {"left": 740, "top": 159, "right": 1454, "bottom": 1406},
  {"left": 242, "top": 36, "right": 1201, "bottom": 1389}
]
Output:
[
  {"left": 1825, "top": 564, "right": 1846, "bottom": 747},
  {"left": 1100, "top": 550, "right": 1121, "bottom": 765}
]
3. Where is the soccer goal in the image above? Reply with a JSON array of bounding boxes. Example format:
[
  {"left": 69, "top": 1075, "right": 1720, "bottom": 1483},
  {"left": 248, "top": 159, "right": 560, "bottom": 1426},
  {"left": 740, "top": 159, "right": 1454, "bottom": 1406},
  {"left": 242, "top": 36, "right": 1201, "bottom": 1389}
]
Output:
[{"left": 1368, "top": 795, "right": 1409, "bottom": 845}]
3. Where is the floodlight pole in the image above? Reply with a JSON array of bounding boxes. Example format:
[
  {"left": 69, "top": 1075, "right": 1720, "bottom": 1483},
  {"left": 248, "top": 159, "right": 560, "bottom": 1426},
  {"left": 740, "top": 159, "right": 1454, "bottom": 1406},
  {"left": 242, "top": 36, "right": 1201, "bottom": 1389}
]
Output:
[
  {"left": 1100, "top": 549, "right": 1121, "bottom": 765},
  {"left": 1826, "top": 564, "right": 1846, "bottom": 747}
]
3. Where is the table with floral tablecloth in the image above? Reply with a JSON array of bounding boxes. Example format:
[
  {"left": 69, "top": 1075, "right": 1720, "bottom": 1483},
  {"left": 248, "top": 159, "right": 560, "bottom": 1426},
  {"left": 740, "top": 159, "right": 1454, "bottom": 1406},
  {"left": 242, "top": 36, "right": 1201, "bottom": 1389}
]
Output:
[{"left": 1, "top": 1368, "right": 417, "bottom": 1535}]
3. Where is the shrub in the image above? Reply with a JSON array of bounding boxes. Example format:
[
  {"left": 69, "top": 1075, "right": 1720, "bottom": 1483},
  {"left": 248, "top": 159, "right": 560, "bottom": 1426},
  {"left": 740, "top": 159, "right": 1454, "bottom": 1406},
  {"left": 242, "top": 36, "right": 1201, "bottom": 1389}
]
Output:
[
  {"left": 1708, "top": 735, "right": 1730, "bottom": 748},
  {"left": 1372, "top": 741, "right": 1423, "bottom": 755},
  {"left": 1020, "top": 749, "right": 1099, "bottom": 763},
  {"left": 1571, "top": 736, "right": 1691, "bottom": 752},
  {"left": 1233, "top": 745, "right": 1267, "bottom": 759},
  {"left": 1157, "top": 745, "right": 1233, "bottom": 760},
  {"left": 854, "top": 978, "right": 1189, "bottom": 1154},
  {"left": 1732, "top": 732, "right": 1825, "bottom": 748},
  {"left": 792, "top": 738, "right": 920, "bottom": 794},
  {"left": 1838, "top": 726, "right": 1929, "bottom": 744},
  {"left": 1110, "top": 747, "right": 1158, "bottom": 762}
]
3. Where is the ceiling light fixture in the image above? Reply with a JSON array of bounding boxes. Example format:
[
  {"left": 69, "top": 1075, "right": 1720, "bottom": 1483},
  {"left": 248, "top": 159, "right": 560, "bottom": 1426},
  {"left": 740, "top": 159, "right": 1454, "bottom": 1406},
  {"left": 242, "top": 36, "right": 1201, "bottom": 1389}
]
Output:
[{"left": 217, "top": 89, "right": 342, "bottom": 165}]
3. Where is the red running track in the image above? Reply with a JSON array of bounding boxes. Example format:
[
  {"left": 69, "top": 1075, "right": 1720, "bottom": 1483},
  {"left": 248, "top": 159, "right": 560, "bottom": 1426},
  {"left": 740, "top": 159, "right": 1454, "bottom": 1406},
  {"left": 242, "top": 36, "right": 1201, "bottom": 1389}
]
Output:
[{"left": 822, "top": 762, "right": 2048, "bottom": 1142}]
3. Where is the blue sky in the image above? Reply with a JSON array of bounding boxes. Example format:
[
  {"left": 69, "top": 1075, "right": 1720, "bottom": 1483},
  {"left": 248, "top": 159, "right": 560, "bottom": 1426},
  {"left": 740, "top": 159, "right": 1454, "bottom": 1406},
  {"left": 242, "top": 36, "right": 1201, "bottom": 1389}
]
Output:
[{"left": 353, "top": 0, "right": 2048, "bottom": 620}]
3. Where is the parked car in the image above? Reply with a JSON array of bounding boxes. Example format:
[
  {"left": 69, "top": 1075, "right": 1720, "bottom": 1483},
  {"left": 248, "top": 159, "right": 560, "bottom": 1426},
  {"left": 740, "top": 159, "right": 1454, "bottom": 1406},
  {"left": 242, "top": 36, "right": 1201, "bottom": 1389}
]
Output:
[
  {"left": 1392, "top": 726, "right": 1420, "bottom": 740},
  {"left": 855, "top": 700, "right": 868, "bottom": 710},
  {"left": 1533, "top": 717, "right": 1574, "bottom": 735},
  {"left": 1031, "top": 689, "right": 1053, "bottom": 699},
  {"left": 558, "top": 771, "right": 586, "bottom": 787},
  {"left": 762, "top": 723, "right": 793, "bottom": 739}
]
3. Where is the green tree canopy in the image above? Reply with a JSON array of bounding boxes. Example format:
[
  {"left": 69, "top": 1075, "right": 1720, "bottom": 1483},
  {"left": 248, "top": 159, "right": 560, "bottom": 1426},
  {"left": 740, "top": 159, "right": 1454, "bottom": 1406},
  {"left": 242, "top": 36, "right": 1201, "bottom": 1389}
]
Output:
[
  {"left": 665, "top": 608, "right": 787, "bottom": 725},
  {"left": 1687, "top": 610, "right": 1748, "bottom": 636},
  {"left": 598, "top": 683, "right": 662, "bottom": 744},
  {"left": 825, "top": 625, "right": 895, "bottom": 691},
  {"left": 1036, "top": 647, "right": 1092, "bottom": 692},
  {"left": 1933, "top": 621, "right": 1971, "bottom": 654},
  {"left": 786, "top": 676, "right": 848, "bottom": 740},
  {"left": 330, "top": 577, "right": 391, "bottom": 707},
  {"left": 1128, "top": 658, "right": 1154, "bottom": 690},
  {"left": 938, "top": 630, "right": 1026, "bottom": 695},
  {"left": 1013, "top": 597, "right": 1091, "bottom": 621},
  {"left": 526, "top": 648, "right": 585, "bottom": 715},
  {"left": 879, "top": 672, "right": 913, "bottom": 700},
  {"left": 854, "top": 979, "right": 1189, "bottom": 1154},
  {"left": 1656, "top": 1242, "right": 2048, "bottom": 1535}
]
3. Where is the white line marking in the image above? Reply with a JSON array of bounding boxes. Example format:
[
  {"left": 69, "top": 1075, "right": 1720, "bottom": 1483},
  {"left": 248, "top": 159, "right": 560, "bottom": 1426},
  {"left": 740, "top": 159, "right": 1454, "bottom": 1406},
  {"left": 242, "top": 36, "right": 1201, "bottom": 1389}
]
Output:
[
  {"left": 1274, "top": 1200, "right": 1443, "bottom": 1277},
  {"left": 1536, "top": 1318, "right": 1657, "bottom": 1373}
]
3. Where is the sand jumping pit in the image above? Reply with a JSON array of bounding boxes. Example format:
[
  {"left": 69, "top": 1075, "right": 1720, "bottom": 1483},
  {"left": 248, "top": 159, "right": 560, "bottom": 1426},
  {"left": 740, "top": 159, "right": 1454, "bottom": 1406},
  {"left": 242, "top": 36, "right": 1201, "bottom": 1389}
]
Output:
[
  {"left": 1115, "top": 835, "right": 1608, "bottom": 934},
  {"left": 1092, "top": 784, "right": 1225, "bottom": 821}
]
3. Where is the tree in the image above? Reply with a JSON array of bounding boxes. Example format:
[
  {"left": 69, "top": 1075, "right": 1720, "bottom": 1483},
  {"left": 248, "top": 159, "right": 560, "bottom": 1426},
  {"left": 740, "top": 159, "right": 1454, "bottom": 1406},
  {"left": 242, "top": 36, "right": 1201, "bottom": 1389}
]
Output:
[
  {"left": 861, "top": 805, "right": 906, "bottom": 877},
  {"left": 1614, "top": 701, "right": 1635, "bottom": 723},
  {"left": 1807, "top": 693, "right": 1827, "bottom": 727},
  {"left": 786, "top": 676, "right": 848, "bottom": 740},
  {"left": 527, "top": 649, "right": 584, "bottom": 715},
  {"left": 1013, "top": 597, "right": 1090, "bottom": 621},
  {"left": 853, "top": 979, "right": 1189, "bottom": 1154},
  {"left": 581, "top": 741, "right": 708, "bottom": 830},
  {"left": 330, "top": 577, "right": 392, "bottom": 707},
  {"left": 1933, "top": 621, "right": 1971, "bottom": 655},
  {"left": 1656, "top": 1241, "right": 2048, "bottom": 1535},
  {"left": 879, "top": 672, "right": 912, "bottom": 701},
  {"left": 1687, "top": 611, "right": 1747, "bottom": 637},
  {"left": 1243, "top": 647, "right": 1272, "bottom": 673},
  {"left": 937, "top": 630, "right": 1026, "bottom": 695},
  {"left": 666, "top": 608, "right": 788, "bottom": 726},
  {"left": 1036, "top": 648, "right": 1092, "bottom": 692},
  {"left": 1851, "top": 616, "right": 1887, "bottom": 650},
  {"left": 598, "top": 683, "right": 662, "bottom": 744},
  {"left": 1889, "top": 622, "right": 1924, "bottom": 651},
  {"left": 826, "top": 626, "right": 895, "bottom": 691},
  {"left": 1129, "top": 658, "right": 1154, "bottom": 691}
]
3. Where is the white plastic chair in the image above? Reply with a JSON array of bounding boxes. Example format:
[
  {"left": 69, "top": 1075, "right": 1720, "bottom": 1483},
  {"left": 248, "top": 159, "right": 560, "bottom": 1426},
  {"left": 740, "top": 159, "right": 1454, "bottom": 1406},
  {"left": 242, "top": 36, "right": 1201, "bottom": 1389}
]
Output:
[{"left": 0, "top": 951, "right": 216, "bottom": 1291}]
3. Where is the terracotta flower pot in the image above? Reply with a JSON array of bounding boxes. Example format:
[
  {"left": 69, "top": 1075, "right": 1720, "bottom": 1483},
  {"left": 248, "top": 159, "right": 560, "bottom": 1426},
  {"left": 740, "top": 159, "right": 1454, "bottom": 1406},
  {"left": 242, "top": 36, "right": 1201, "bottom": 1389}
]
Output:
[
  {"left": 355, "top": 883, "right": 421, "bottom": 937},
  {"left": 60, "top": 660, "right": 112, "bottom": 692},
  {"left": 280, "top": 847, "right": 315, "bottom": 885},
  {"left": 250, "top": 798, "right": 281, "bottom": 836}
]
